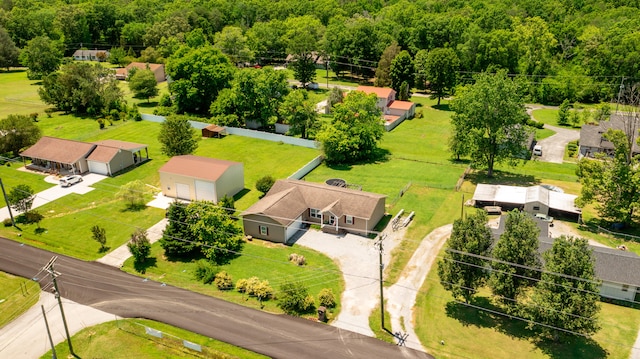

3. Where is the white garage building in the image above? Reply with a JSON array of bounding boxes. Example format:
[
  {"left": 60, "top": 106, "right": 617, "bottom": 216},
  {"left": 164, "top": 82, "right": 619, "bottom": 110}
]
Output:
[{"left": 158, "top": 155, "right": 244, "bottom": 203}]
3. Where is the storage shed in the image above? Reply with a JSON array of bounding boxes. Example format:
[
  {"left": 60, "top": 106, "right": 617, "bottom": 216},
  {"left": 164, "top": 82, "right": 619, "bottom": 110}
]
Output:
[
  {"left": 201, "top": 124, "right": 226, "bottom": 138},
  {"left": 158, "top": 155, "right": 244, "bottom": 203}
]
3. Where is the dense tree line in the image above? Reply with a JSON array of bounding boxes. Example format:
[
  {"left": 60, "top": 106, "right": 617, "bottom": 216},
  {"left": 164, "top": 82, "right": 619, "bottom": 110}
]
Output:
[
  {"left": 0, "top": 0, "right": 640, "bottom": 103},
  {"left": 2, "top": 0, "right": 640, "bottom": 103}
]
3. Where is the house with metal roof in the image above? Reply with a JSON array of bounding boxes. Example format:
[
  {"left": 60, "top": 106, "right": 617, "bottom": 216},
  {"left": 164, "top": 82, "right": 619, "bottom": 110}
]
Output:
[
  {"left": 72, "top": 49, "right": 110, "bottom": 62},
  {"left": 158, "top": 155, "right": 244, "bottom": 203},
  {"left": 19, "top": 136, "right": 148, "bottom": 176},
  {"left": 241, "top": 179, "right": 386, "bottom": 243},
  {"left": 472, "top": 183, "right": 581, "bottom": 219},
  {"left": 493, "top": 215, "right": 640, "bottom": 302}
]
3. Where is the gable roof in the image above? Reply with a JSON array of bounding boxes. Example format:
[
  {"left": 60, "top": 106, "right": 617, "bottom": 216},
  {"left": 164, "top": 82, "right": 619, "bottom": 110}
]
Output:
[
  {"left": 242, "top": 179, "right": 386, "bottom": 224},
  {"left": 72, "top": 49, "right": 109, "bottom": 57},
  {"left": 388, "top": 100, "right": 415, "bottom": 110},
  {"left": 86, "top": 146, "right": 119, "bottom": 163},
  {"left": 125, "top": 62, "right": 164, "bottom": 73},
  {"left": 20, "top": 136, "right": 96, "bottom": 164},
  {"left": 538, "top": 236, "right": 640, "bottom": 287},
  {"left": 86, "top": 140, "right": 147, "bottom": 163},
  {"left": 580, "top": 115, "right": 640, "bottom": 153},
  {"left": 203, "top": 124, "right": 225, "bottom": 133},
  {"left": 355, "top": 86, "right": 395, "bottom": 99},
  {"left": 92, "top": 140, "right": 147, "bottom": 151},
  {"left": 159, "top": 155, "right": 241, "bottom": 182}
]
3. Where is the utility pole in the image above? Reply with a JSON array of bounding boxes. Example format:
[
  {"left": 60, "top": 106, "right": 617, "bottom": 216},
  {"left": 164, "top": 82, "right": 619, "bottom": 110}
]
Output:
[
  {"left": 616, "top": 76, "right": 626, "bottom": 114},
  {"left": 376, "top": 234, "right": 386, "bottom": 329},
  {"left": 41, "top": 305, "right": 57, "bottom": 359},
  {"left": 44, "top": 257, "right": 77, "bottom": 358},
  {"left": 0, "top": 178, "right": 16, "bottom": 229}
]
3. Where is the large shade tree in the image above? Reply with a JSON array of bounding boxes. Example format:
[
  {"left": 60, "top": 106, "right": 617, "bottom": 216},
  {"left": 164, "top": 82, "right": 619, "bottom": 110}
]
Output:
[
  {"left": 449, "top": 70, "right": 528, "bottom": 177},
  {"left": 0, "top": 114, "right": 42, "bottom": 157},
  {"left": 278, "top": 90, "right": 318, "bottom": 139},
  {"left": 158, "top": 115, "right": 198, "bottom": 157},
  {"left": 19, "top": 36, "right": 63, "bottom": 80},
  {"left": 317, "top": 91, "right": 384, "bottom": 164},
  {"left": 166, "top": 46, "right": 235, "bottom": 115},
  {"left": 0, "top": 26, "right": 20, "bottom": 71},
  {"left": 527, "top": 236, "right": 600, "bottom": 340},
  {"left": 283, "top": 15, "right": 324, "bottom": 87},
  {"left": 187, "top": 201, "right": 243, "bottom": 264},
  {"left": 419, "top": 47, "right": 460, "bottom": 105},
  {"left": 437, "top": 211, "right": 493, "bottom": 303}
]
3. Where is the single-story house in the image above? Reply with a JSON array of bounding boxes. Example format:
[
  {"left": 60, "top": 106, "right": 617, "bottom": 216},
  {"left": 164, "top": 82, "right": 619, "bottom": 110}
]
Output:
[
  {"left": 87, "top": 140, "right": 149, "bottom": 176},
  {"left": 158, "top": 155, "right": 244, "bottom": 203},
  {"left": 355, "top": 86, "right": 416, "bottom": 131},
  {"left": 241, "top": 179, "right": 386, "bottom": 243},
  {"left": 493, "top": 215, "right": 640, "bottom": 302},
  {"left": 579, "top": 115, "right": 640, "bottom": 158},
  {"left": 20, "top": 137, "right": 149, "bottom": 176},
  {"left": 201, "top": 124, "right": 226, "bottom": 138},
  {"left": 115, "top": 62, "right": 166, "bottom": 82},
  {"left": 72, "top": 49, "right": 110, "bottom": 62},
  {"left": 472, "top": 183, "right": 581, "bottom": 219},
  {"left": 285, "top": 52, "right": 327, "bottom": 69}
]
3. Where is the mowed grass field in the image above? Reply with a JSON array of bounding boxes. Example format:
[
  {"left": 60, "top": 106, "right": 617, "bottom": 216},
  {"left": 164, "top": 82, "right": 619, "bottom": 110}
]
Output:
[
  {"left": 0, "top": 272, "right": 40, "bottom": 329},
  {"left": 0, "top": 70, "right": 49, "bottom": 118},
  {"left": 41, "top": 319, "right": 268, "bottom": 359}
]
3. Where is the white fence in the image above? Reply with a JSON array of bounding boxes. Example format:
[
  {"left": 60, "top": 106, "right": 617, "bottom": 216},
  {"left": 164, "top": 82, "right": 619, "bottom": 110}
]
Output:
[
  {"left": 140, "top": 114, "right": 319, "bottom": 148},
  {"left": 288, "top": 155, "right": 324, "bottom": 180}
]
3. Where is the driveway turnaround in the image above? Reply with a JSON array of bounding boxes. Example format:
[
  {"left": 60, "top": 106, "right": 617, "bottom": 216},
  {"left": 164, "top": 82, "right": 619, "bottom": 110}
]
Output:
[
  {"left": 534, "top": 124, "right": 580, "bottom": 163},
  {"left": 0, "top": 238, "right": 432, "bottom": 359}
]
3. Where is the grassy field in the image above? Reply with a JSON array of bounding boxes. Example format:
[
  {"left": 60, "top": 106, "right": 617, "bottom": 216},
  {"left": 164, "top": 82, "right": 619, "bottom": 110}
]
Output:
[
  {"left": 121, "top": 239, "right": 344, "bottom": 316},
  {"left": 41, "top": 319, "right": 268, "bottom": 359},
  {"left": 0, "top": 272, "right": 40, "bottom": 329},
  {"left": 415, "top": 266, "right": 640, "bottom": 359},
  {"left": 0, "top": 70, "right": 49, "bottom": 118}
]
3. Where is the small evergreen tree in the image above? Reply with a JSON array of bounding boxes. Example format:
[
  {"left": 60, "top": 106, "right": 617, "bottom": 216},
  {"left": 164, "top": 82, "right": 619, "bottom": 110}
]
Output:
[
  {"left": 256, "top": 176, "right": 276, "bottom": 195},
  {"left": 557, "top": 99, "right": 571, "bottom": 126},
  {"left": 91, "top": 225, "right": 107, "bottom": 252}
]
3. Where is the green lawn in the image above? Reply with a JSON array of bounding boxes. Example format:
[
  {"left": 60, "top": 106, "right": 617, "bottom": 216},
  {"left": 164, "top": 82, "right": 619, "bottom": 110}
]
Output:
[
  {"left": 0, "top": 69, "right": 49, "bottom": 118},
  {"left": 532, "top": 108, "right": 582, "bottom": 129},
  {"left": 0, "top": 165, "right": 55, "bottom": 207},
  {"left": 121, "top": 239, "right": 344, "bottom": 317},
  {"left": 0, "top": 271, "right": 40, "bottom": 328},
  {"left": 415, "top": 262, "right": 640, "bottom": 359},
  {"left": 41, "top": 319, "right": 268, "bottom": 359}
]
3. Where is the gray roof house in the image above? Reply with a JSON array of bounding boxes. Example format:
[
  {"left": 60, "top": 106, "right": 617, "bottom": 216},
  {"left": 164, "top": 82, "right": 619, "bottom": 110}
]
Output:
[
  {"left": 579, "top": 115, "right": 640, "bottom": 158},
  {"left": 241, "top": 179, "right": 386, "bottom": 243},
  {"left": 493, "top": 215, "right": 640, "bottom": 302},
  {"left": 72, "top": 49, "right": 110, "bottom": 62}
]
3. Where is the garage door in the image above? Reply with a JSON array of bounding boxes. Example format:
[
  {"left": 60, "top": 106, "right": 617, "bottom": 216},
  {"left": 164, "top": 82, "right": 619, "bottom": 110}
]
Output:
[
  {"left": 195, "top": 180, "right": 216, "bottom": 202},
  {"left": 88, "top": 161, "right": 109, "bottom": 175},
  {"left": 176, "top": 183, "right": 191, "bottom": 200},
  {"left": 285, "top": 215, "right": 304, "bottom": 243}
]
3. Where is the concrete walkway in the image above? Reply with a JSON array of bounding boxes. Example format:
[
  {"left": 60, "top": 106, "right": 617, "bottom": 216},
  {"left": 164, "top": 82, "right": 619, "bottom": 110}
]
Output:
[
  {"left": 386, "top": 224, "right": 452, "bottom": 351},
  {"left": 0, "top": 291, "right": 117, "bottom": 358},
  {"left": 96, "top": 218, "right": 168, "bottom": 267}
]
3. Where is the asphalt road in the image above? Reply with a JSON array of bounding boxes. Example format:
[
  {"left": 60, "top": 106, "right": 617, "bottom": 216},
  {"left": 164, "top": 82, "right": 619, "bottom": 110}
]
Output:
[{"left": 0, "top": 238, "right": 433, "bottom": 359}]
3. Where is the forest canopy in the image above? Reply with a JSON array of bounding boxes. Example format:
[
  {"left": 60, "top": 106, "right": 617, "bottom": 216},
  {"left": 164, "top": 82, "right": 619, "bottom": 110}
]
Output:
[{"left": 2, "top": 0, "right": 640, "bottom": 104}]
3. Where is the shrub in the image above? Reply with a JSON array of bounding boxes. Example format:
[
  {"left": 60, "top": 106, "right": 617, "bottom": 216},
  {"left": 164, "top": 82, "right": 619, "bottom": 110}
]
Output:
[
  {"left": 158, "top": 93, "right": 173, "bottom": 107},
  {"left": 236, "top": 278, "right": 249, "bottom": 293},
  {"left": 256, "top": 175, "right": 276, "bottom": 195},
  {"left": 318, "top": 288, "right": 336, "bottom": 308},
  {"left": 194, "top": 259, "right": 218, "bottom": 284},
  {"left": 97, "top": 118, "right": 105, "bottom": 129},
  {"left": 277, "top": 281, "right": 313, "bottom": 315},
  {"left": 526, "top": 119, "right": 544, "bottom": 129},
  {"left": 214, "top": 271, "right": 233, "bottom": 290},
  {"left": 302, "top": 295, "right": 316, "bottom": 312},
  {"left": 3, "top": 218, "right": 12, "bottom": 227},
  {"left": 246, "top": 277, "right": 274, "bottom": 301},
  {"left": 29, "top": 112, "right": 39, "bottom": 122},
  {"left": 44, "top": 108, "right": 54, "bottom": 118},
  {"left": 289, "top": 253, "right": 306, "bottom": 266},
  {"left": 219, "top": 195, "right": 235, "bottom": 215}
]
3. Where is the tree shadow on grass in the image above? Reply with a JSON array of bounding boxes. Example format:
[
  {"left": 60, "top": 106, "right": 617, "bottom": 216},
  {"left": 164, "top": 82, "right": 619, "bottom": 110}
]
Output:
[
  {"left": 133, "top": 257, "right": 157, "bottom": 274},
  {"left": 325, "top": 148, "right": 391, "bottom": 172},
  {"left": 433, "top": 103, "right": 452, "bottom": 112},
  {"left": 445, "top": 299, "right": 607, "bottom": 359},
  {"left": 233, "top": 188, "right": 250, "bottom": 202},
  {"left": 137, "top": 101, "right": 159, "bottom": 108},
  {"left": 465, "top": 170, "right": 539, "bottom": 186},
  {"left": 121, "top": 203, "right": 147, "bottom": 212}
]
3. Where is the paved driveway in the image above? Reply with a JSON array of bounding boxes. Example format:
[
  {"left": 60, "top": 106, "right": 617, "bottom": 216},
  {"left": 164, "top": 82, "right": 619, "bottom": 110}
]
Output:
[
  {"left": 534, "top": 124, "right": 580, "bottom": 163},
  {"left": 0, "top": 172, "right": 107, "bottom": 221}
]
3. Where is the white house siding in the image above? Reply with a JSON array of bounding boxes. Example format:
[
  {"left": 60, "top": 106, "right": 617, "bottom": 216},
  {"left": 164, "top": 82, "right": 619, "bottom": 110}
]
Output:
[
  {"left": 215, "top": 164, "right": 244, "bottom": 202},
  {"left": 600, "top": 282, "right": 637, "bottom": 301},
  {"left": 523, "top": 201, "right": 549, "bottom": 215},
  {"left": 195, "top": 180, "right": 216, "bottom": 202}
]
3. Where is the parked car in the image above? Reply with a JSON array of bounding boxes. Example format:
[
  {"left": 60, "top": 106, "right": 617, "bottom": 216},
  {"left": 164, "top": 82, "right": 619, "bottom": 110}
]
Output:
[
  {"left": 534, "top": 213, "right": 554, "bottom": 225},
  {"left": 60, "top": 175, "right": 83, "bottom": 187},
  {"left": 533, "top": 145, "right": 542, "bottom": 156}
]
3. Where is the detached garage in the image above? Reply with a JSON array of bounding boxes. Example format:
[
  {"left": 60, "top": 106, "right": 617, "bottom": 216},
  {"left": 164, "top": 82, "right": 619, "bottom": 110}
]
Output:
[{"left": 159, "top": 155, "right": 244, "bottom": 203}]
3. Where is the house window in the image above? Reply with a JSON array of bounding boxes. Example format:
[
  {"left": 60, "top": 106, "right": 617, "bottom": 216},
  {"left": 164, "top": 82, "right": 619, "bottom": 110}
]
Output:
[
  {"left": 259, "top": 225, "right": 268, "bottom": 236},
  {"left": 310, "top": 208, "right": 321, "bottom": 219},
  {"left": 533, "top": 206, "right": 540, "bottom": 211},
  {"left": 345, "top": 215, "right": 354, "bottom": 225},
  {"left": 622, "top": 284, "right": 629, "bottom": 292},
  {"left": 328, "top": 215, "right": 336, "bottom": 225}
]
